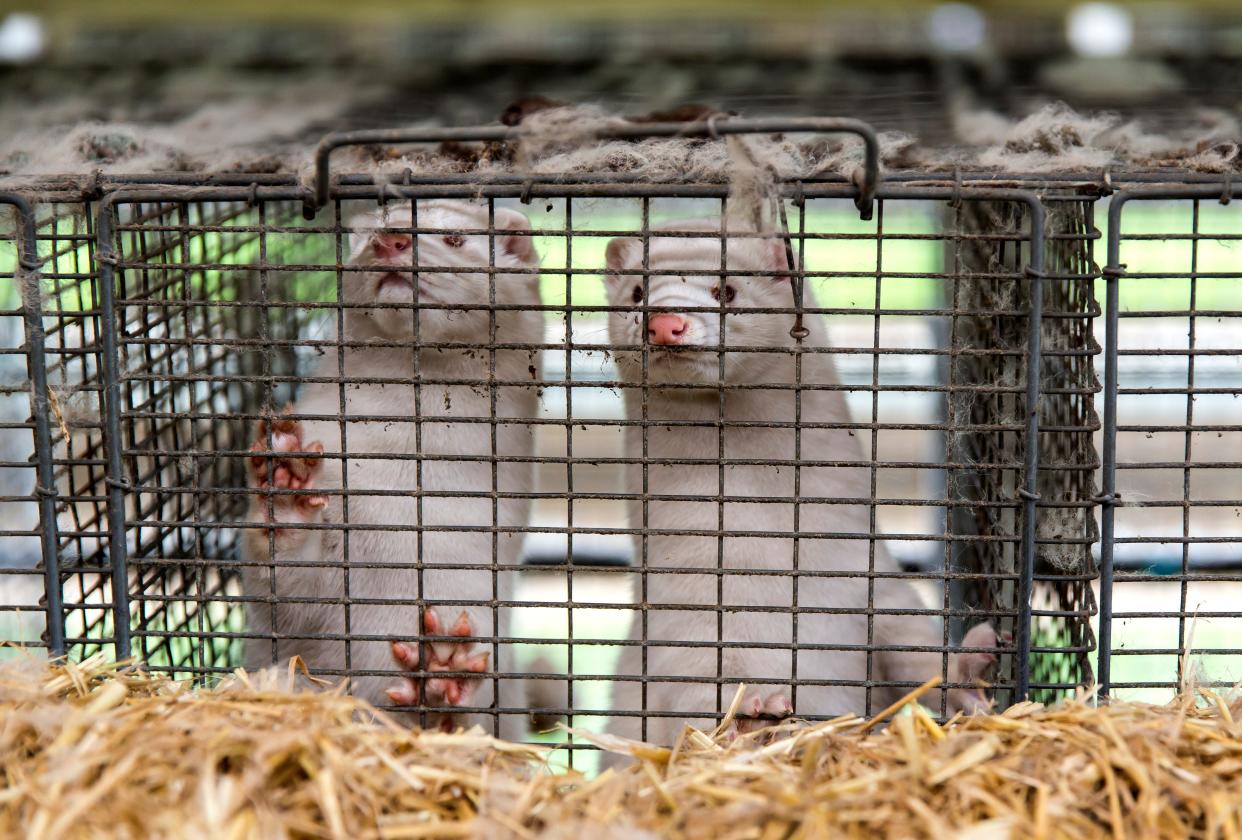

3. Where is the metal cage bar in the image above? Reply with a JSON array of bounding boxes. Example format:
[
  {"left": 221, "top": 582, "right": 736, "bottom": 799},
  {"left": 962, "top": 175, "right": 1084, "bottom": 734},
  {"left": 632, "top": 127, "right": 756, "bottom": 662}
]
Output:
[
  {"left": 4, "top": 193, "right": 66, "bottom": 656},
  {"left": 1098, "top": 181, "right": 1239, "bottom": 698},
  {"left": 307, "top": 118, "right": 882, "bottom": 219}
]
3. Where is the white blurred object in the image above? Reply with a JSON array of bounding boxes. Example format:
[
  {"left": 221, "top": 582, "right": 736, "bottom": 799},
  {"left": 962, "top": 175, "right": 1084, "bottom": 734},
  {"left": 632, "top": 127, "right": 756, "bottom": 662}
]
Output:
[
  {"left": 0, "top": 13, "right": 45, "bottom": 64},
  {"left": 1068, "top": 3, "right": 1134, "bottom": 57},
  {"left": 928, "top": 4, "right": 988, "bottom": 54}
]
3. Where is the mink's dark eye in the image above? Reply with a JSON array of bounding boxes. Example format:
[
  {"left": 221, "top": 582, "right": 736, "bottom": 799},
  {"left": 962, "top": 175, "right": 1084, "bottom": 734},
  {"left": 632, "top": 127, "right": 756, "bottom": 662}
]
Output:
[
  {"left": 711, "top": 285, "right": 737, "bottom": 303},
  {"left": 443, "top": 234, "right": 465, "bottom": 248},
  {"left": 631, "top": 285, "right": 644, "bottom": 304}
]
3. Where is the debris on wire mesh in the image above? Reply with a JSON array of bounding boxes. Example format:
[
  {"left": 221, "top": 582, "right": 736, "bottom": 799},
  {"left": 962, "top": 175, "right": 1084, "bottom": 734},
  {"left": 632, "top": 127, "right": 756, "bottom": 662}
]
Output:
[
  {"left": 8, "top": 97, "right": 1236, "bottom": 182},
  {"left": 3, "top": 655, "right": 1242, "bottom": 839}
]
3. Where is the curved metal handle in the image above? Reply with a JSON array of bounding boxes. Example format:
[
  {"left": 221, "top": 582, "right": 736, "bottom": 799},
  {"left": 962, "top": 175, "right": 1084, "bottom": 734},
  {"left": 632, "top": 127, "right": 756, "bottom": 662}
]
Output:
[{"left": 306, "top": 117, "right": 881, "bottom": 220}]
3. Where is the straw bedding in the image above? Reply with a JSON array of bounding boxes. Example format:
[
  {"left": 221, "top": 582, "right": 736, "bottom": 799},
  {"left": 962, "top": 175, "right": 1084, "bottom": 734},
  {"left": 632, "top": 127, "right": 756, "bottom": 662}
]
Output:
[{"left": 1, "top": 655, "right": 1239, "bottom": 839}]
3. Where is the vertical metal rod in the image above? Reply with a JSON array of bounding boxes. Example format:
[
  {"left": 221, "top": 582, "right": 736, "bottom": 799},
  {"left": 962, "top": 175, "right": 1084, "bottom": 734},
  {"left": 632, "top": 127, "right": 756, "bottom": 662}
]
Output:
[
  {"left": 176, "top": 200, "right": 208, "bottom": 678},
  {"left": 865, "top": 199, "right": 884, "bottom": 710},
  {"left": 93, "top": 195, "right": 133, "bottom": 659},
  {"left": 562, "top": 197, "right": 576, "bottom": 762},
  {"left": 638, "top": 196, "right": 651, "bottom": 742},
  {"left": 715, "top": 199, "right": 727, "bottom": 721},
  {"left": 942, "top": 199, "right": 963, "bottom": 704},
  {"left": 409, "top": 198, "right": 427, "bottom": 730},
  {"left": 1177, "top": 200, "right": 1199, "bottom": 684},
  {"left": 1097, "top": 194, "right": 1129, "bottom": 698},
  {"left": 486, "top": 199, "right": 501, "bottom": 735},
  {"left": 788, "top": 196, "right": 806, "bottom": 714},
  {"left": 1014, "top": 194, "right": 1046, "bottom": 702},
  {"left": 5, "top": 194, "right": 66, "bottom": 657},
  {"left": 259, "top": 200, "right": 278, "bottom": 667},
  {"left": 332, "top": 197, "right": 353, "bottom": 680}
]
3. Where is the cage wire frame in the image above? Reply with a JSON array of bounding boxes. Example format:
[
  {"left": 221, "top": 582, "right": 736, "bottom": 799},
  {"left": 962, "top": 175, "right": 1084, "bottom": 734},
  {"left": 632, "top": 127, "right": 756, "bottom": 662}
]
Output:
[
  {"left": 96, "top": 182, "right": 1038, "bottom": 710},
  {"left": 10, "top": 177, "right": 1053, "bottom": 717},
  {"left": 0, "top": 118, "right": 1238, "bottom": 743},
  {"left": 945, "top": 193, "right": 1101, "bottom": 707},
  {"left": 1098, "top": 183, "right": 1242, "bottom": 698}
]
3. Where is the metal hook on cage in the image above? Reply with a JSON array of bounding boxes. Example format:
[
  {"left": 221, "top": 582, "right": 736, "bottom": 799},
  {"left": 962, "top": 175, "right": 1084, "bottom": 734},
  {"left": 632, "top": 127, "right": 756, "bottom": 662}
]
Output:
[
  {"left": 520, "top": 179, "right": 535, "bottom": 205},
  {"left": 1097, "top": 167, "right": 1114, "bottom": 197},
  {"left": 775, "top": 186, "right": 809, "bottom": 343},
  {"left": 18, "top": 247, "right": 42, "bottom": 274},
  {"left": 1221, "top": 172, "right": 1233, "bottom": 206},
  {"left": 105, "top": 475, "right": 136, "bottom": 493},
  {"left": 950, "top": 167, "right": 963, "bottom": 209},
  {"left": 850, "top": 165, "right": 876, "bottom": 221},
  {"left": 85, "top": 168, "right": 103, "bottom": 200}
]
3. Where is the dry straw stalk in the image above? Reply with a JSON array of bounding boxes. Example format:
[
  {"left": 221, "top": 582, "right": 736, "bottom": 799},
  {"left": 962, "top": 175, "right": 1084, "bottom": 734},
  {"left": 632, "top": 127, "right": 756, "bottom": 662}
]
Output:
[{"left": 1, "top": 655, "right": 1239, "bottom": 839}]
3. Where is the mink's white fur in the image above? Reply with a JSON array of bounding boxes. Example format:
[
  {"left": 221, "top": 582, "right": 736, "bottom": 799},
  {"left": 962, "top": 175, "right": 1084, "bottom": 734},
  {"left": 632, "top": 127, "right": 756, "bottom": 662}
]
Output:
[
  {"left": 241, "top": 200, "right": 543, "bottom": 737},
  {"left": 600, "top": 219, "right": 997, "bottom": 749}
]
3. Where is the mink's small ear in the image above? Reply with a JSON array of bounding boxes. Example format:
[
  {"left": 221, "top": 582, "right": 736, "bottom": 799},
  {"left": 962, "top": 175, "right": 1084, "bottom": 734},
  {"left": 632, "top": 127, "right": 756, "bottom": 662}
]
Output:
[
  {"left": 494, "top": 207, "right": 539, "bottom": 265},
  {"left": 604, "top": 237, "right": 641, "bottom": 283}
]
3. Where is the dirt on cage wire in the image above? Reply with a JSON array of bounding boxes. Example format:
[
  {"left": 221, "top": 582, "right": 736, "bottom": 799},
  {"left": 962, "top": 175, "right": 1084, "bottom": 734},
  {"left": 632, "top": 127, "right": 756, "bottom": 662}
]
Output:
[
  {"left": 1, "top": 99, "right": 1239, "bottom": 184},
  {"left": 1, "top": 655, "right": 1240, "bottom": 839}
]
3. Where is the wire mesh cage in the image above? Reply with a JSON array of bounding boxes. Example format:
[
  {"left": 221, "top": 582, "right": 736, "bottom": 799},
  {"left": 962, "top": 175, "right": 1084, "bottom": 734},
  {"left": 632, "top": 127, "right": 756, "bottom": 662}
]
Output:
[
  {"left": 946, "top": 195, "right": 1100, "bottom": 707},
  {"left": 1, "top": 119, "right": 1238, "bottom": 768},
  {"left": 1099, "top": 186, "right": 1242, "bottom": 702},
  {"left": 3, "top": 194, "right": 332, "bottom": 673}
]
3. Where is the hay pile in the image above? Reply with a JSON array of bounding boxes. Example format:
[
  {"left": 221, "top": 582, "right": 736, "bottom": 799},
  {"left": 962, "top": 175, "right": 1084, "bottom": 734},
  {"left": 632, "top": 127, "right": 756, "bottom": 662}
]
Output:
[{"left": 2, "top": 656, "right": 1240, "bottom": 839}]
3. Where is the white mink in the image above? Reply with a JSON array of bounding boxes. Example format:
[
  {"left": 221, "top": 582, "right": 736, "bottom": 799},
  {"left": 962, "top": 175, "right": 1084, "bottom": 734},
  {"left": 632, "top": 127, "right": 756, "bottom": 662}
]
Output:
[
  {"left": 600, "top": 219, "right": 998, "bottom": 749},
  {"left": 240, "top": 199, "right": 543, "bottom": 736}
]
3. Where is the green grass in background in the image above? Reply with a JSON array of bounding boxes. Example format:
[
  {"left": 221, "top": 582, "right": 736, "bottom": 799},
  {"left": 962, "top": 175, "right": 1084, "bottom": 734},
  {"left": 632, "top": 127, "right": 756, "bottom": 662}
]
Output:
[
  {"left": 10, "top": 199, "right": 1236, "bottom": 317},
  {"left": 531, "top": 199, "right": 942, "bottom": 313},
  {"left": 1089, "top": 585, "right": 1242, "bottom": 706},
  {"left": 1105, "top": 202, "right": 1242, "bottom": 313}
]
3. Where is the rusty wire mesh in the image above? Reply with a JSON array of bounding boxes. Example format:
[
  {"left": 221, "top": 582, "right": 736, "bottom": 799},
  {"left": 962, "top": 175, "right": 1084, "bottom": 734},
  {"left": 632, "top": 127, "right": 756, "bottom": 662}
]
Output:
[{"left": 1, "top": 171, "right": 1237, "bottom": 765}]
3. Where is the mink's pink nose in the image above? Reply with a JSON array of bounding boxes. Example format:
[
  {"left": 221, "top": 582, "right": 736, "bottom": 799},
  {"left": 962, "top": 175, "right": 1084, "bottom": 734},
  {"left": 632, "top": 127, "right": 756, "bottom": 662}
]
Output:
[
  {"left": 648, "top": 314, "right": 688, "bottom": 345},
  {"left": 372, "top": 234, "right": 412, "bottom": 261}
]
